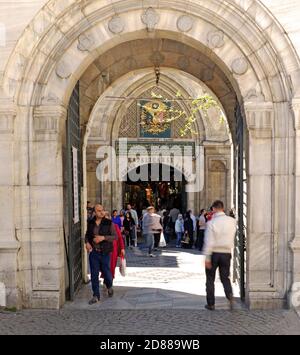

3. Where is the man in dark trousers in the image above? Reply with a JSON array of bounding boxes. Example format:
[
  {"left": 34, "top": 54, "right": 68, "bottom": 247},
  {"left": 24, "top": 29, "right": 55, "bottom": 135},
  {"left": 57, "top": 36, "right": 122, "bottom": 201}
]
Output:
[
  {"left": 85, "top": 204, "right": 117, "bottom": 304},
  {"left": 202, "top": 200, "right": 236, "bottom": 310}
]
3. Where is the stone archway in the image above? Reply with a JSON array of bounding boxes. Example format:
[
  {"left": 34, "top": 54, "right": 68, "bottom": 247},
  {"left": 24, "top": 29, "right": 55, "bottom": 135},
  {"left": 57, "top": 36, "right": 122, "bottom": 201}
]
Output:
[{"left": 1, "top": 0, "right": 299, "bottom": 309}]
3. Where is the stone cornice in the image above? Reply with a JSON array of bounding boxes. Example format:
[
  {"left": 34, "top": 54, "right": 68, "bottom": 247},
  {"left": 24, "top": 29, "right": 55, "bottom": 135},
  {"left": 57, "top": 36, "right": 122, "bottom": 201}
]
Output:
[
  {"left": 0, "top": 241, "right": 20, "bottom": 252},
  {"left": 33, "top": 105, "right": 67, "bottom": 119},
  {"left": 0, "top": 101, "right": 16, "bottom": 134},
  {"left": 33, "top": 105, "right": 67, "bottom": 134}
]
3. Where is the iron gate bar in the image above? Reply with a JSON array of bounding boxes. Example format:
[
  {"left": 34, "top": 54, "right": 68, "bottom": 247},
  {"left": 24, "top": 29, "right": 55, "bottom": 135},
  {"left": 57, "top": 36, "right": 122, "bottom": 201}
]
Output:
[
  {"left": 234, "top": 101, "right": 246, "bottom": 300},
  {"left": 66, "top": 81, "right": 83, "bottom": 301}
]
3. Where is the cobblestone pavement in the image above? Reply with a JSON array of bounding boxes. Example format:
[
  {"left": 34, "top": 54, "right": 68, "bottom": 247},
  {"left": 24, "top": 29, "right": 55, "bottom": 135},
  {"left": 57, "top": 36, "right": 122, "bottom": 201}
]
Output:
[
  {"left": 0, "top": 243, "right": 299, "bottom": 335},
  {"left": 1, "top": 308, "right": 299, "bottom": 335}
]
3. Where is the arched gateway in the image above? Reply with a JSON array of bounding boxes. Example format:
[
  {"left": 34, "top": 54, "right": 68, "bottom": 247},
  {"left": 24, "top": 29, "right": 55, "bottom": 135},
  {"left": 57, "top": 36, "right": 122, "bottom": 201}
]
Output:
[{"left": 0, "top": 0, "right": 300, "bottom": 309}]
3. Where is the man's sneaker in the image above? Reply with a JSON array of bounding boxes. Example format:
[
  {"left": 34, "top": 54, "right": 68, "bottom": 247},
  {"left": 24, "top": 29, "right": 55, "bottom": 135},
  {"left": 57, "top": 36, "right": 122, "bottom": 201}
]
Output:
[
  {"left": 204, "top": 304, "right": 215, "bottom": 311},
  {"left": 107, "top": 287, "right": 114, "bottom": 297},
  {"left": 88, "top": 296, "right": 100, "bottom": 305},
  {"left": 149, "top": 253, "right": 155, "bottom": 257}
]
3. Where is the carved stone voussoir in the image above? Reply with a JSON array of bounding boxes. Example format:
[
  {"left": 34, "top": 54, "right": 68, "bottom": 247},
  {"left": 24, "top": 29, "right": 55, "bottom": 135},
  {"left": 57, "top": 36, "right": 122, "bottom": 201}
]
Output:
[
  {"left": 245, "top": 88, "right": 265, "bottom": 102},
  {"left": 207, "top": 30, "right": 225, "bottom": 49},
  {"left": 177, "top": 15, "right": 194, "bottom": 32},
  {"left": 149, "top": 51, "right": 165, "bottom": 66},
  {"left": 231, "top": 57, "right": 249, "bottom": 75},
  {"left": 141, "top": 7, "right": 160, "bottom": 32},
  {"left": 56, "top": 60, "right": 72, "bottom": 79},
  {"left": 177, "top": 56, "right": 190, "bottom": 70},
  {"left": 108, "top": 16, "right": 125, "bottom": 34},
  {"left": 41, "top": 92, "right": 61, "bottom": 105},
  {"left": 77, "top": 33, "right": 95, "bottom": 51}
]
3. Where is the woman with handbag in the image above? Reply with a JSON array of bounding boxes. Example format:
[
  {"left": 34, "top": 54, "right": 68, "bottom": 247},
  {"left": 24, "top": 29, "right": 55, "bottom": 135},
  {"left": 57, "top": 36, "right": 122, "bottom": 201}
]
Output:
[{"left": 101, "top": 211, "right": 125, "bottom": 286}]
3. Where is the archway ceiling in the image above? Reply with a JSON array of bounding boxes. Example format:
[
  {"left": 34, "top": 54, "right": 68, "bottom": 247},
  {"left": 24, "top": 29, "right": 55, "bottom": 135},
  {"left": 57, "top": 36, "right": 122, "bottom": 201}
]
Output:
[
  {"left": 85, "top": 67, "right": 231, "bottom": 155},
  {"left": 80, "top": 38, "right": 237, "bottom": 134}
]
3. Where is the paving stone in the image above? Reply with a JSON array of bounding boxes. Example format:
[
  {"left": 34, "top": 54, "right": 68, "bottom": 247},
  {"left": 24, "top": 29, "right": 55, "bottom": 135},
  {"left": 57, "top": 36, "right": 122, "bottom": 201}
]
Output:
[{"left": 0, "top": 244, "right": 299, "bottom": 335}]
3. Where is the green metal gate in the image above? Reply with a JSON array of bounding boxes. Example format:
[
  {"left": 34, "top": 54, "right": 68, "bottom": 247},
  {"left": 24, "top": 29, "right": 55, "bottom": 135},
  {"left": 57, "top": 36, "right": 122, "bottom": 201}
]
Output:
[
  {"left": 66, "top": 82, "right": 83, "bottom": 300},
  {"left": 233, "top": 101, "right": 247, "bottom": 300}
]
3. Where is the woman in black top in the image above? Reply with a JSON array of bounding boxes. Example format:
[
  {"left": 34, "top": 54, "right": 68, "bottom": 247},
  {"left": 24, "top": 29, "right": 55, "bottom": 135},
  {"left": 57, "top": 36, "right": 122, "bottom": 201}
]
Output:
[
  {"left": 123, "top": 211, "right": 136, "bottom": 248},
  {"left": 184, "top": 211, "right": 194, "bottom": 249}
]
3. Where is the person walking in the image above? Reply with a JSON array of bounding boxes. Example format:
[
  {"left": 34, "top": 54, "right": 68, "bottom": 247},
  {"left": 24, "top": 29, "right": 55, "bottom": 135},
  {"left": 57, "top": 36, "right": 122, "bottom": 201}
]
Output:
[
  {"left": 112, "top": 209, "right": 122, "bottom": 230},
  {"left": 184, "top": 211, "right": 194, "bottom": 249},
  {"left": 153, "top": 210, "right": 163, "bottom": 250},
  {"left": 87, "top": 201, "right": 94, "bottom": 222},
  {"left": 123, "top": 211, "right": 136, "bottom": 248},
  {"left": 202, "top": 200, "right": 237, "bottom": 310},
  {"left": 197, "top": 209, "right": 207, "bottom": 251},
  {"left": 101, "top": 211, "right": 125, "bottom": 284},
  {"left": 162, "top": 210, "right": 172, "bottom": 245},
  {"left": 189, "top": 210, "right": 197, "bottom": 247},
  {"left": 169, "top": 206, "right": 180, "bottom": 235},
  {"left": 175, "top": 214, "right": 184, "bottom": 248},
  {"left": 85, "top": 204, "right": 117, "bottom": 304},
  {"left": 126, "top": 204, "right": 138, "bottom": 247},
  {"left": 142, "top": 206, "right": 159, "bottom": 257}
]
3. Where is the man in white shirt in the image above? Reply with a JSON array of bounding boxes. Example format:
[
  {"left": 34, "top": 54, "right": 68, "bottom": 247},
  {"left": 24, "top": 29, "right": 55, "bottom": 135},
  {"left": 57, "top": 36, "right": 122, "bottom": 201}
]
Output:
[
  {"left": 142, "top": 206, "right": 162, "bottom": 256},
  {"left": 202, "top": 200, "right": 236, "bottom": 310}
]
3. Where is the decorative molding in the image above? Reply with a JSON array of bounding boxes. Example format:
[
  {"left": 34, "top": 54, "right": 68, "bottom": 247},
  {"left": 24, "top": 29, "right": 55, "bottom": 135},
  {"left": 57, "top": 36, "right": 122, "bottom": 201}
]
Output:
[
  {"left": 56, "top": 60, "right": 72, "bottom": 79},
  {"left": 177, "top": 15, "right": 194, "bottom": 32},
  {"left": 245, "top": 88, "right": 265, "bottom": 102},
  {"left": 289, "top": 236, "right": 300, "bottom": 251},
  {"left": 209, "top": 159, "right": 227, "bottom": 171},
  {"left": 124, "top": 57, "right": 137, "bottom": 70},
  {"left": 0, "top": 241, "right": 20, "bottom": 252},
  {"left": 0, "top": 104, "right": 16, "bottom": 134},
  {"left": 108, "top": 16, "right": 125, "bottom": 34},
  {"left": 200, "top": 68, "right": 214, "bottom": 81},
  {"left": 231, "top": 57, "right": 248, "bottom": 75},
  {"left": 149, "top": 51, "right": 165, "bottom": 66},
  {"left": 141, "top": 7, "right": 159, "bottom": 32},
  {"left": 207, "top": 30, "right": 225, "bottom": 49},
  {"left": 33, "top": 105, "right": 67, "bottom": 134},
  {"left": 41, "top": 92, "right": 61, "bottom": 105},
  {"left": 177, "top": 56, "right": 190, "bottom": 70},
  {"left": 244, "top": 102, "right": 274, "bottom": 138},
  {"left": 77, "top": 33, "right": 95, "bottom": 51}
]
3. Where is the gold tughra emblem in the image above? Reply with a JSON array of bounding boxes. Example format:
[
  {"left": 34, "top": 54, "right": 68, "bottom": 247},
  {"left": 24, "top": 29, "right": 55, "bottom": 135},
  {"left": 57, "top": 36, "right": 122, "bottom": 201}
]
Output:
[{"left": 140, "top": 100, "right": 170, "bottom": 135}]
